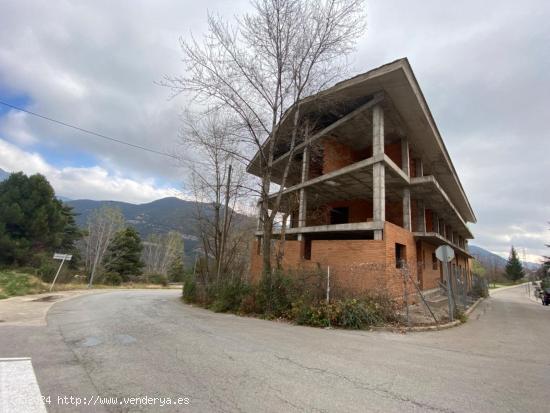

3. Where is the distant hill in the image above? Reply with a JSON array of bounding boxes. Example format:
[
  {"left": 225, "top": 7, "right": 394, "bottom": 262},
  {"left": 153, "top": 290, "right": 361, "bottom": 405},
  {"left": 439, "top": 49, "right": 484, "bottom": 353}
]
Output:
[
  {"left": 469, "top": 245, "right": 507, "bottom": 268},
  {"left": 57, "top": 195, "right": 72, "bottom": 202},
  {"left": 470, "top": 244, "right": 539, "bottom": 271},
  {"left": 67, "top": 197, "right": 254, "bottom": 262},
  {"left": 68, "top": 197, "right": 199, "bottom": 238},
  {"left": 0, "top": 168, "right": 9, "bottom": 181}
]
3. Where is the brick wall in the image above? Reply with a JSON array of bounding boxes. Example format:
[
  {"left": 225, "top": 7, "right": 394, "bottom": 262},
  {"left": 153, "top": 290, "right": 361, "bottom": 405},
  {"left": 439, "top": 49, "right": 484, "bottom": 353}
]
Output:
[
  {"left": 248, "top": 223, "right": 456, "bottom": 301},
  {"left": 383, "top": 222, "right": 418, "bottom": 299},
  {"left": 386, "top": 200, "right": 403, "bottom": 227},
  {"left": 384, "top": 142, "right": 402, "bottom": 168},
  {"left": 308, "top": 199, "right": 373, "bottom": 226},
  {"left": 322, "top": 139, "right": 368, "bottom": 174},
  {"left": 419, "top": 241, "right": 441, "bottom": 290},
  {"left": 425, "top": 209, "right": 433, "bottom": 232}
]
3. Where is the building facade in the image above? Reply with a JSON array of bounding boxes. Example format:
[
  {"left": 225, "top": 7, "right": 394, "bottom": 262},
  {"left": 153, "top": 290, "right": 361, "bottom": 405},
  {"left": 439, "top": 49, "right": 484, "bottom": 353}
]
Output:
[{"left": 247, "top": 59, "right": 476, "bottom": 298}]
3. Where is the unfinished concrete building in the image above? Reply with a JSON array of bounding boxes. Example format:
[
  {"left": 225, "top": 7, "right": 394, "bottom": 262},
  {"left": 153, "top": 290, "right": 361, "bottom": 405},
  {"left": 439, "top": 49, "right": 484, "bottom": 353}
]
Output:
[{"left": 247, "top": 59, "right": 476, "bottom": 298}]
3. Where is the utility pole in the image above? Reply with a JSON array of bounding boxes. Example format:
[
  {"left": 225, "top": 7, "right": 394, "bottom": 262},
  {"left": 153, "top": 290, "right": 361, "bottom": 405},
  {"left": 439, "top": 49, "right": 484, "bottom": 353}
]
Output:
[{"left": 217, "top": 164, "right": 232, "bottom": 282}]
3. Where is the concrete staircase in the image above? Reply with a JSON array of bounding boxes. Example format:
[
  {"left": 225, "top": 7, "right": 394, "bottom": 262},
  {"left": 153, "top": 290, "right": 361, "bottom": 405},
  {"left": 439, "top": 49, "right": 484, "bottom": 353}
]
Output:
[{"left": 422, "top": 287, "right": 449, "bottom": 306}]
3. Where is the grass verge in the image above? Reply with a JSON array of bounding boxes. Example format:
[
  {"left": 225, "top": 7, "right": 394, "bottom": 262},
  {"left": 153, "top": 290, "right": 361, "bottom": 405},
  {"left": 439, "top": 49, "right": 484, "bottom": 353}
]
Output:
[{"left": 0, "top": 270, "right": 177, "bottom": 300}]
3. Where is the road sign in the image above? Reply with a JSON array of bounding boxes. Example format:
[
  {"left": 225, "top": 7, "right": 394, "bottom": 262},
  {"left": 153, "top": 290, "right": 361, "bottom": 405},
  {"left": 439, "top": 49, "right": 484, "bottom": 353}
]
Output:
[
  {"left": 53, "top": 253, "right": 72, "bottom": 261},
  {"left": 50, "top": 253, "right": 72, "bottom": 292},
  {"left": 435, "top": 245, "right": 455, "bottom": 321},
  {"left": 435, "top": 245, "right": 454, "bottom": 262}
]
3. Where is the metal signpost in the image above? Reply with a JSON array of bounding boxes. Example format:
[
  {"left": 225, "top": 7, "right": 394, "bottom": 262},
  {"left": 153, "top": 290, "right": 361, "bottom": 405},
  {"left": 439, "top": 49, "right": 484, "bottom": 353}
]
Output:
[
  {"left": 50, "top": 253, "right": 72, "bottom": 292},
  {"left": 435, "top": 245, "right": 455, "bottom": 321}
]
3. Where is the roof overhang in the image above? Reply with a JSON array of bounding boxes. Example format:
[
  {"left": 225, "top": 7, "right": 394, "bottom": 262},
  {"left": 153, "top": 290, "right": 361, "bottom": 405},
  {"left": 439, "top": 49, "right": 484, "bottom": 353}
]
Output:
[{"left": 247, "top": 58, "right": 476, "bottom": 224}]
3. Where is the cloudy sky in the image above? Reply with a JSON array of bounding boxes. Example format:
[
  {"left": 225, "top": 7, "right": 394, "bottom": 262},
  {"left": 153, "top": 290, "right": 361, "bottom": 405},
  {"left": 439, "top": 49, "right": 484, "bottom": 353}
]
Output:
[{"left": 0, "top": 0, "right": 549, "bottom": 261}]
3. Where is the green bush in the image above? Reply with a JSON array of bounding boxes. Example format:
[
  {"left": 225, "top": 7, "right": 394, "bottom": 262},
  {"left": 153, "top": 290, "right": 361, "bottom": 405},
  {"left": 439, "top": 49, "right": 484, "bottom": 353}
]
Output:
[
  {"left": 256, "top": 271, "right": 294, "bottom": 317},
  {"left": 291, "top": 295, "right": 398, "bottom": 329},
  {"left": 209, "top": 279, "right": 251, "bottom": 313},
  {"left": 147, "top": 273, "right": 169, "bottom": 286},
  {"left": 454, "top": 308, "right": 468, "bottom": 323},
  {"left": 103, "top": 272, "right": 123, "bottom": 286},
  {"left": 291, "top": 299, "right": 332, "bottom": 327},
  {"left": 178, "top": 268, "right": 399, "bottom": 330},
  {"left": 0, "top": 271, "right": 43, "bottom": 298},
  {"left": 182, "top": 274, "right": 197, "bottom": 303},
  {"left": 3, "top": 275, "right": 31, "bottom": 296},
  {"left": 37, "top": 262, "right": 57, "bottom": 283}
]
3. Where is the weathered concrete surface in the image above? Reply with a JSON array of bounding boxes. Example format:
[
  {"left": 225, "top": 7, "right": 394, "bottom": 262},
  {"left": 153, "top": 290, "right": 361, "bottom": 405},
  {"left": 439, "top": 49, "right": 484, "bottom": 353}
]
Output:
[
  {"left": 0, "top": 285, "right": 548, "bottom": 412},
  {"left": 0, "top": 290, "right": 98, "bottom": 326},
  {"left": 0, "top": 358, "right": 47, "bottom": 413}
]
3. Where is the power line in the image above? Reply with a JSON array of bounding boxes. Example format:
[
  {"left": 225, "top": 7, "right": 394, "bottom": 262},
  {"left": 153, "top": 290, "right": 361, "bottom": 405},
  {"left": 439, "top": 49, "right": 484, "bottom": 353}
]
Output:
[{"left": 0, "top": 100, "right": 179, "bottom": 160}]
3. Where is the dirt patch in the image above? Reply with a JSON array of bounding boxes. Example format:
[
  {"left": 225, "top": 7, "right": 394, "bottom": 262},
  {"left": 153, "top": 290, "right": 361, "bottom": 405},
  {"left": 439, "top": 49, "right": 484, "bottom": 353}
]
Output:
[{"left": 31, "top": 295, "right": 63, "bottom": 302}]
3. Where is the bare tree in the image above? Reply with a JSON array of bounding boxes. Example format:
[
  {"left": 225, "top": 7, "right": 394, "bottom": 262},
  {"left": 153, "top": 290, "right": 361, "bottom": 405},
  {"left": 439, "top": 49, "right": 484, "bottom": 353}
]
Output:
[
  {"left": 82, "top": 206, "right": 125, "bottom": 286},
  {"left": 142, "top": 231, "right": 184, "bottom": 275},
  {"left": 164, "top": 0, "right": 366, "bottom": 275},
  {"left": 177, "top": 111, "right": 254, "bottom": 283}
]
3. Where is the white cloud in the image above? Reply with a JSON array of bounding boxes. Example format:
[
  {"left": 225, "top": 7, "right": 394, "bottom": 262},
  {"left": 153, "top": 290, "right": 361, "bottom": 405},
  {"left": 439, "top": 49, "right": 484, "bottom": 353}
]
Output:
[
  {"left": 0, "top": 138, "right": 186, "bottom": 203},
  {"left": 0, "top": 111, "right": 38, "bottom": 145}
]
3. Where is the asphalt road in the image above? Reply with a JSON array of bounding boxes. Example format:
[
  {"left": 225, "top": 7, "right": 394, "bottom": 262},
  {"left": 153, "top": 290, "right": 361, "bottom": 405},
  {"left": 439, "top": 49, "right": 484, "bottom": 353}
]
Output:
[{"left": 1, "top": 285, "right": 549, "bottom": 413}]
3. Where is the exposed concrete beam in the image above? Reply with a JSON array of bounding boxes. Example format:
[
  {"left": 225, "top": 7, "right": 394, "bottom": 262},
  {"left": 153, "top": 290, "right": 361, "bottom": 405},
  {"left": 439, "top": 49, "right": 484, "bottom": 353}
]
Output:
[
  {"left": 383, "top": 155, "right": 410, "bottom": 184},
  {"left": 413, "top": 232, "right": 473, "bottom": 258},
  {"left": 372, "top": 104, "right": 384, "bottom": 156},
  {"left": 372, "top": 104, "right": 385, "bottom": 240},
  {"left": 297, "top": 145, "right": 310, "bottom": 241},
  {"left": 256, "top": 221, "right": 385, "bottom": 236},
  {"left": 373, "top": 163, "right": 385, "bottom": 224},
  {"left": 401, "top": 137, "right": 410, "bottom": 177},
  {"left": 410, "top": 175, "right": 472, "bottom": 238},
  {"left": 416, "top": 200, "right": 426, "bottom": 232},
  {"left": 269, "top": 92, "right": 385, "bottom": 170},
  {"left": 415, "top": 158, "right": 424, "bottom": 177},
  {"left": 403, "top": 188, "right": 411, "bottom": 231},
  {"left": 255, "top": 201, "right": 262, "bottom": 231},
  {"left": 267, "top": 154, "right": 383, "bottom": 200}
]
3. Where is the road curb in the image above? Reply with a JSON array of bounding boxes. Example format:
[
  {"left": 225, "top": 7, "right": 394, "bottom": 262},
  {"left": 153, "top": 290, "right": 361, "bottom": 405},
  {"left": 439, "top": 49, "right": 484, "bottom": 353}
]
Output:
[
  {"left": 371, "top": 296, "right": 485, "bottom": 333},
  {"left": 489, "top": 282, "right": 529, "bottom": 294}
]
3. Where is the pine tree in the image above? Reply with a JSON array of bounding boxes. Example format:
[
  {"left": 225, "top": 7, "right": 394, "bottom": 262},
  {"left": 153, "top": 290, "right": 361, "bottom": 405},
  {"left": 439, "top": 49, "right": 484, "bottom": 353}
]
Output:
[
  {"left": 103, "top": 227, "right": 144, "bottom": 281},
  {"left": 168, "top": 255, "right": 186, "bottom": 282},
  {"left": 504, "top": 246, "right": 524, "bottom": 282},
  {"left": 0, "top": 172, "right": 81, "bottom": 265}
]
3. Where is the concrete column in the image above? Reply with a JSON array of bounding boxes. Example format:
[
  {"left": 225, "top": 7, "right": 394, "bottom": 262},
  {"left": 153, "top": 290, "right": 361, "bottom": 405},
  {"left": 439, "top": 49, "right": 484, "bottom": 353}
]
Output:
[
  {"left": 402, "top": 188, "right": 411, "bottom": 231},
  {"left": 440, "top": 220, "right": 446, "bottom": 238},
  {"left": 433, "top": 213, "right": 439, "bottom": 234},
  {"left": 416, "top": 200, "right": 426, "bottom": 232},
  {"left": 297, "top": 146, "right": 310, "bottom": 242},
  {"left": 415, "top": 158, "right": 424, "bottom": 177},
  {"left": 401, "top": 137, "right": 410, "bottom": 176},
  {"left": 256, "top": 201, "right": 263, "bottom": 231},
  {"left": 372, "top": 105, "right": 385, "bottom": 240},
  {"left": 372, "top": 105, "right": 384, "bottom": 156}
]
